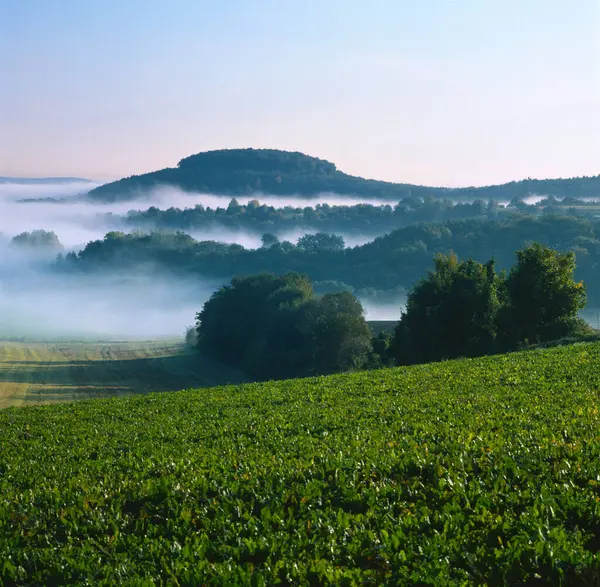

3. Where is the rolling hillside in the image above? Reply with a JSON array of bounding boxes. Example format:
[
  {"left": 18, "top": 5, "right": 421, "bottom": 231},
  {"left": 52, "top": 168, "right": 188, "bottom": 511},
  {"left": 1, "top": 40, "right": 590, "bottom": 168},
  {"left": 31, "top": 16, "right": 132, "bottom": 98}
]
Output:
[
  {"left": 87, "top": 148, "right": 600, "bottom": 202},
  {"left": 2, "top": 342, "right": 600, "bottom": 583}
]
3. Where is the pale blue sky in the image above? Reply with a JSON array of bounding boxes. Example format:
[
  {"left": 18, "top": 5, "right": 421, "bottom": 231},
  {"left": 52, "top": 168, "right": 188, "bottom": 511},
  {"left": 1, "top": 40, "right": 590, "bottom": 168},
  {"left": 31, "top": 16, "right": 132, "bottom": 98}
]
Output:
[{"left": 1, "top": 0, "right": 599, "bottom": 185}]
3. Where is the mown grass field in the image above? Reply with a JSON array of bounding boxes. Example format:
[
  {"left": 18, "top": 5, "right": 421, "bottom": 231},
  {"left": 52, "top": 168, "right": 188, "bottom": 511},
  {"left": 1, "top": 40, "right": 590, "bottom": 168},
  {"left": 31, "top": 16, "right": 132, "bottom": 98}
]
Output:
[
  {"left": 2, "top": 343, "right": 600, "bottom": 584},
  {"left": 0, "top": 341, "right": 247, "bottom": 408}
]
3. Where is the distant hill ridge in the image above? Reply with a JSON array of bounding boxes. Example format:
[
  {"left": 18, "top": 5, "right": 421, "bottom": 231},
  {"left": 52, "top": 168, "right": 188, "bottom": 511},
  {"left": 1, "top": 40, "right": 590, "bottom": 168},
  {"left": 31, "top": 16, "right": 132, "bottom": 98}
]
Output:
[{"left": 87, "top": 148, "right": 600, "bottom": 202}]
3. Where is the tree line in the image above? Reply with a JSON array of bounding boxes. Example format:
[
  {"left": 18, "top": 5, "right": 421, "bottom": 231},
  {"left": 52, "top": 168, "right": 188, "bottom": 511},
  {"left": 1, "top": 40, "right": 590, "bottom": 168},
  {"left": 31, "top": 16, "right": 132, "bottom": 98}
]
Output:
[
  {"left": 59, "top": 214, "right": 600, "bottom": 306},
  {"left": 10, "top": 230, "right": 62, "bottom": 251},
  {"left": 116, "top": 197, "right": 506, "bottom": 236},
  {"left": 194, "top": 243, "right": 589, "bottom": 379},
  {"left": 103, "top": 193, "right": 600, "bottom": 239}
]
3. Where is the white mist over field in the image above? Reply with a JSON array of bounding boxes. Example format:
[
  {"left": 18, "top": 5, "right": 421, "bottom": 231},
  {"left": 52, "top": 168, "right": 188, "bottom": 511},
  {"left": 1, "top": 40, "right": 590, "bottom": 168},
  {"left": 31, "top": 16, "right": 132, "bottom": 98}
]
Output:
[
  {"left": 0, "top": 252, "right": 216, "bottom": 339},
  {"left": 360, "top": 300, "right": 404, "bottom": 322},
  {"left": 0, "top": 179, "right": 400, "bottom": 339},
  {"left": 0, "top": 267, "right": 401, "bottom": 339},
  {"left": 3, "top": 180, "right": 592, "bottom": 337}
]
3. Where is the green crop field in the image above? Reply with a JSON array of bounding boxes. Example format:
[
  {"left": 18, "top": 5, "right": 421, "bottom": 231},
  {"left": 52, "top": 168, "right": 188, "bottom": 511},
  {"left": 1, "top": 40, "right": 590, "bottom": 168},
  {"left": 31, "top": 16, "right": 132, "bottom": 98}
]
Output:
[
  {"left": 0, "top": 341, "right": 247, "bottom": 408},
  {"left": 2, "top": 343, "right": 600, "bottom": 584}
]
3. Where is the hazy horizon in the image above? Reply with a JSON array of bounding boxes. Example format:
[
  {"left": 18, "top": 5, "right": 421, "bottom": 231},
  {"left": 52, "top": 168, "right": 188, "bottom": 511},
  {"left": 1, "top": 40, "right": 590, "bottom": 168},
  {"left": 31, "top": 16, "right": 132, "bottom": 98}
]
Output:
[
  {"left": 6, "top": 153, "right": 600, "bottom": 191},
  {"left": 0, "top": 177, "right": 410, "bottom": 337}
]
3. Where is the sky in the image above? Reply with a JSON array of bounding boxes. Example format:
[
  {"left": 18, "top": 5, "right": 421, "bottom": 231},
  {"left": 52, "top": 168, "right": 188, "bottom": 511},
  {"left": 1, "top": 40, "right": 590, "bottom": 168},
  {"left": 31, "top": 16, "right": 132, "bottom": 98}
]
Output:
[{"left": 1, "top": 0, "right": 599, "bottom": 186}]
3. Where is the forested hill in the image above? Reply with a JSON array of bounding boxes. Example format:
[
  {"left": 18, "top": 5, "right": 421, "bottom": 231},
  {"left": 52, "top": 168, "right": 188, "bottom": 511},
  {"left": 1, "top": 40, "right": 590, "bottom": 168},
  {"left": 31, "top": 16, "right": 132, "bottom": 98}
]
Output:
[{"left": 86, "top": 148, "right": 600, "bottom": 202}]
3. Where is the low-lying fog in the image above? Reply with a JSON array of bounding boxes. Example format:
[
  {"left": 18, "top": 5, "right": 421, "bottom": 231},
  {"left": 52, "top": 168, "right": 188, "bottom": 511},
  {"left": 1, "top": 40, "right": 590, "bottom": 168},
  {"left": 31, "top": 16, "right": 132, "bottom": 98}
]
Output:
[
  {"left": 0, "top": 248, "right": 404, "bottom": 340},
  {"left": 5, "top": 181, "right": 592, "bottom": 252},
  {"left": 2, "top": 180, "right": 595, "bottom": 339},
  {"left": 1, "top": 181, "right": 395, "bottom": 250},
  {"left": 0, "top": 180, "right": 406, "bottom": 339},
  {"left": 0, "top": 179, "right": 98, "bottom": 200},
  {"left": 0, "top": 269, "right": 214, "bottom": 340}
]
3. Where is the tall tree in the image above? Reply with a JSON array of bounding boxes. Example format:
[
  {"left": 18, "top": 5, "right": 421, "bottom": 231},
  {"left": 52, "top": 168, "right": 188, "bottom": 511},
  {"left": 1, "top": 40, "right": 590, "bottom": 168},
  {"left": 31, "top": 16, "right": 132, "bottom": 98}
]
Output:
[
  {"left": 196, "top": 273, "right": 313, "bottom": 376},
  {"left": 392, "top": 254, "right": 503, "bottom": 365},
  {"left": 501, "top": 243, "right": 587, "bottom": 345},
  {"left": 310, "top": 292, "right": 372, "bottom": 375}
]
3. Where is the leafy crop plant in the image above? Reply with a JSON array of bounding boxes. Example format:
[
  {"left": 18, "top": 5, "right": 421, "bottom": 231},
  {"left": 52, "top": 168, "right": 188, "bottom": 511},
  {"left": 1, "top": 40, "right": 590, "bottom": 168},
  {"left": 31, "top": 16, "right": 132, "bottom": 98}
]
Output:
[{"left": 2, "top": 343, "right": 600, "bottom": 584}]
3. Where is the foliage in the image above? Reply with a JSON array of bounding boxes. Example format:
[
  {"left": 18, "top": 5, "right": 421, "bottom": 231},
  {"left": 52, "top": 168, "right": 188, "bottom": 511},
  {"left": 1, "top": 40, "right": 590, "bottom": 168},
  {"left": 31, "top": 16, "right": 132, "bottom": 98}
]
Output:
[
  {"left": 367, "top": 331, "right": 393, "bottom": 369},
  {"left": 501, "top": 243, "right": 587, "bottom": 346},
  {"left": 11, "top": 230, "right": 63, "bottom": 250},
  {"left": 309, "top": 292, "right": 372, "bottom": 374},
  {"left": 61, "top": 214, "right": 600, "bottom": 306},
  {"left": 260, "top": 233, "right": 279, "bottom": 248},
  {"left": 107, "top": 192, "right": 600, "bottom": 241},
  {"left": 2, "top": 343, "right": 600, "bottom": 583},
  {"left": 195, "top": 273, "right": 371, "bottom": 378},
  {"left": 297, "top": 232, "right": 345, "bottom": 253},
  {"left": 87, "top": 147, "right": 600, "bottom": 203},
  {"left": 116, "top": 196, "right": 506, "bottom": 238},
  {"left": 393, "top": 254, "right": 503, "bottom": 364},
  {"left": 393, "top": 244, "right": 586, "bottom": 364}
]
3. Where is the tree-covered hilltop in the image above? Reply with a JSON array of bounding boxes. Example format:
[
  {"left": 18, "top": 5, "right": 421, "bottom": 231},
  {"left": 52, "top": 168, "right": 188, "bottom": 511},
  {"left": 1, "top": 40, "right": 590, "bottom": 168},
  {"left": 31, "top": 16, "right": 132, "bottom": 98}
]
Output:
[
  {"left": 87, "top": 149, "right": 419, "bottom": 201},
  {"left": 59, "top": 214, "right": 600, "bottom": 306},
  {"left": 86, "top": 148, "right": 600, "bottom": 202}
]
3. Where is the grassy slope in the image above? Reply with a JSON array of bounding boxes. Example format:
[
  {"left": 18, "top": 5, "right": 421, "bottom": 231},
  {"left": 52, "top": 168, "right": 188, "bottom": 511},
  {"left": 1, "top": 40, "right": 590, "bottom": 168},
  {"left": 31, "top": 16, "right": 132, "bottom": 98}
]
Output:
[
  {"left": 2, "top": 343, "right": 600, "bottom": 584},
  {"left": 0, "top": 341, "right": 247, "bottom": 408}
]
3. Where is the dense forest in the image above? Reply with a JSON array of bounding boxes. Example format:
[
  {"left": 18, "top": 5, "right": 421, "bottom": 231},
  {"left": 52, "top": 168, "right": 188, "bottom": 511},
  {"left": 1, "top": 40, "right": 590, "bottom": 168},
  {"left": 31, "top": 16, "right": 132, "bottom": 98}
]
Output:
[
  {"left": 112, "top": 194, "right": 600, "bottom": 238},
  {"left": 59, "top": 214, "right": 600, "bottom": 306},
  {"left": 87, "top": 148, "right": 600, "bottom": 202}
]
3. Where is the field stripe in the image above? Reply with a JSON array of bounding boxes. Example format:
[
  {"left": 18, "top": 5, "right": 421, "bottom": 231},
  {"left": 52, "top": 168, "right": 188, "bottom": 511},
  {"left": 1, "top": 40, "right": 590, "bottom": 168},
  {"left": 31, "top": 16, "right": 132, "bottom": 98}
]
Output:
[{"left": 0, "top": 341, "right": 248, "bottom": 408}]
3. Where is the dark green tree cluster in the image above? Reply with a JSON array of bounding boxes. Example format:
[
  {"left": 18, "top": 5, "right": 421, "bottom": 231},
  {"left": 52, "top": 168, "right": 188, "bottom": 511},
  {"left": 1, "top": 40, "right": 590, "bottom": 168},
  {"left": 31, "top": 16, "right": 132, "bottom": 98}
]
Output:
[
  {"left": 195, "top": 273, "right": 372, "bottom": 379},
  {"left": 111, "top": 193, "right": 600, "bottom": 239},
  {"left": 392, "top": 244, "right": 588, "bottom": 365},
  {"left": 499, "top": 243, "right": 588, "bottom": 344},
  {"left": 296, "top": 233, "right": 345, "bottom": 252},
  {"left": 11, "top": 230, "right": 63, "bottom": 251},
  {"left": 117, "top": 197, "right": 506, "bottom": 237},
  {"left": 64, "top": 215, "right": 600, "bottom": 306},
  {"left": 87, "top": 147, "right": 600, "bottom": 203}
]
